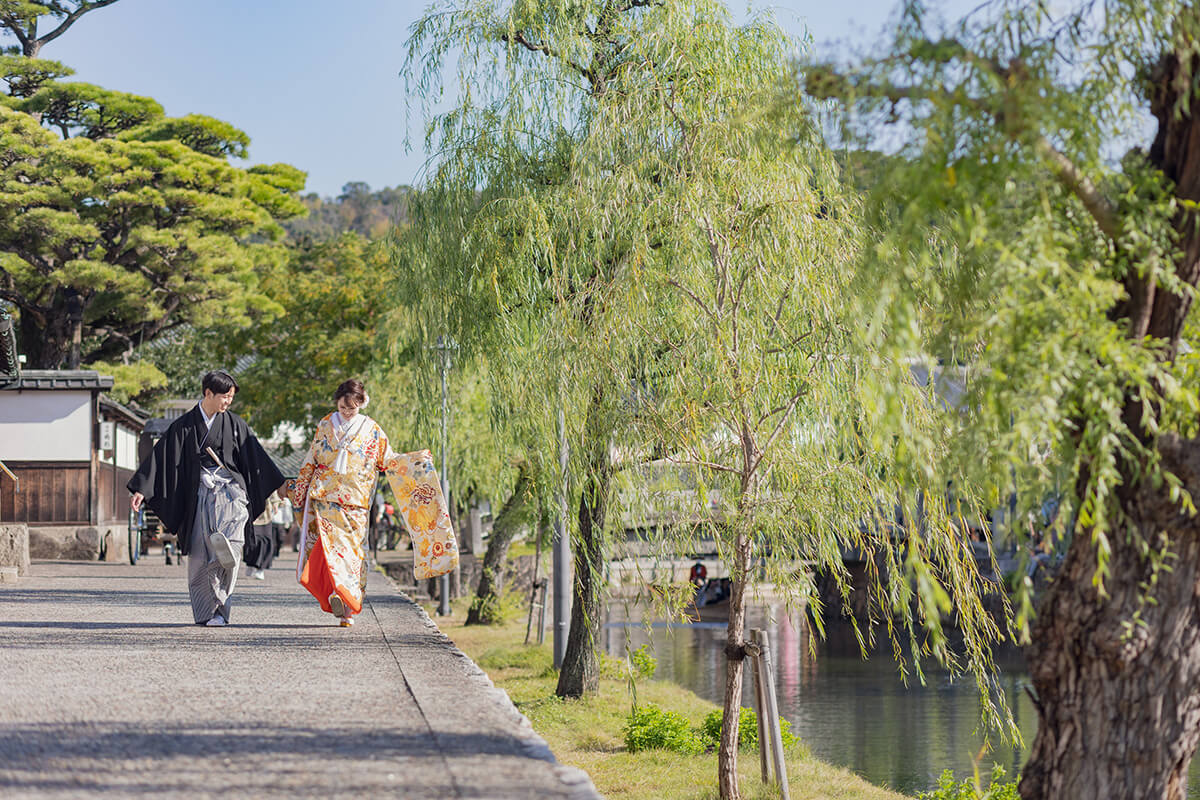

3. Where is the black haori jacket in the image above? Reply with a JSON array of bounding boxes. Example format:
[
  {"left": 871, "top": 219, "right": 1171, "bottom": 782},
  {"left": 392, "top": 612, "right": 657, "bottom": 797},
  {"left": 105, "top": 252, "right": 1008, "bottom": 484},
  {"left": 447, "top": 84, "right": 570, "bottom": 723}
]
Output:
[{"left": 127, "top": 406, "right": 285, "bottom": 556}]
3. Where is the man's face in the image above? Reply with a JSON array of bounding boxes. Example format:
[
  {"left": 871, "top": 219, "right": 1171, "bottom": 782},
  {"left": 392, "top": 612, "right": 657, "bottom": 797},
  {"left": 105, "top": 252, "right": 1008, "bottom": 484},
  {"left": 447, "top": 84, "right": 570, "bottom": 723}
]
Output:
[{"left": 203, "top": 388, "right": 236, "bottom": 414}]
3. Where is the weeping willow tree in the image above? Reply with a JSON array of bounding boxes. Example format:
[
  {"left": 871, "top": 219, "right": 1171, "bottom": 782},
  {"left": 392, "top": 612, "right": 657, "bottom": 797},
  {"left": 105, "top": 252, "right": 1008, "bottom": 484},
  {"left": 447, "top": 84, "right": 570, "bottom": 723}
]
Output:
[
  {"left": 806, "top": 2, "right": 1200, "bottom": 798},
  {"left": 558, "top": 8, "right": 1011, "bottom": 799},
  {"left": 403, "top": 2, "right": 1011, "bottom": 797},
  {"left": 402, "top": 0, "right": 689, "bottom": 702}
]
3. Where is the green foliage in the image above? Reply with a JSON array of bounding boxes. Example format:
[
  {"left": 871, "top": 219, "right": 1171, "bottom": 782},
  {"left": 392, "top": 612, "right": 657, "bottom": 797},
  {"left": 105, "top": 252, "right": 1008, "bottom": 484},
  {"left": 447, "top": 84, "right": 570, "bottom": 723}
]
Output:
[
  {"left": 629, "top": 644, "right": 657, "bottom": 680},
  {"left": 917, "top": 767, "right": 1020, "bottom": 800},
  {"left": 214, "top": 232, "right": 391, "bottom": 440},
  {"left": 89, "top": 359, "right": 167, "bottom": 405},
  {"left": 0, "top": 54, "right": 71, "bottom": 96},
  {"left": 698, "top": 707, "right": 797, "bottom": 752},
  {"left": 802, "top": 0, "right": 1200, "bottom": 638},
  {"left": 0, "top": 7, "right": 307, "bottom": 371},
  {"left": 285, "top": 183, "right": 412, "bottom": 242},
  {"left": 623, "top": 704, "right": 705, "bottom": 756},
  {"left": 0, "top": 97, "right": 304, "bottom": 370},
  {"left": 467, "top": 586, "right": 506, "bottom": 625},
  {"left": 19, "top": 81, "right": 161, "bottom": 137},
  {"left": 119, "top": 113, "right": 250, "bottom": 158},
  {"left": 401, "top": 0, "right": 1016, "bottom": 773}
]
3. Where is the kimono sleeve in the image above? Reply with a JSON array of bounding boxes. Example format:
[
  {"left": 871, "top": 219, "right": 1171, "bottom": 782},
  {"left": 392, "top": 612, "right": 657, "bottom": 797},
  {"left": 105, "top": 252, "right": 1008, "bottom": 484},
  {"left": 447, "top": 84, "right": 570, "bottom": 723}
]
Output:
[
  {"left": 379, "top": 439, "right": 458, "bottom": 580},
  {"left": 291, "top": 444, "right": 318, "bottom": 509}
]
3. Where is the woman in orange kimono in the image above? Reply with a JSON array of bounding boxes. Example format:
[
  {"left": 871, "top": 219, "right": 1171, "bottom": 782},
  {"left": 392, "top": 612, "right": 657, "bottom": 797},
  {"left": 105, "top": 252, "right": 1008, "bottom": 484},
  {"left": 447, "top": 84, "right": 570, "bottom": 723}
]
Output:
[{"left": 290, "top": 379, "right": 458, "bottom": 626}]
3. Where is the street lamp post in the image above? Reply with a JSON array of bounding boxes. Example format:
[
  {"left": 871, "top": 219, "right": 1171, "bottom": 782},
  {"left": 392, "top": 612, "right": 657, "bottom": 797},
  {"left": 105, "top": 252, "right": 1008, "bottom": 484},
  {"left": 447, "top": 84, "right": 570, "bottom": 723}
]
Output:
[
  {"left": 553, "top": 407, "right": 570, "bottom": 668},
  {"left": 433, "top": 335, "right": 456, "bottom": 616}
]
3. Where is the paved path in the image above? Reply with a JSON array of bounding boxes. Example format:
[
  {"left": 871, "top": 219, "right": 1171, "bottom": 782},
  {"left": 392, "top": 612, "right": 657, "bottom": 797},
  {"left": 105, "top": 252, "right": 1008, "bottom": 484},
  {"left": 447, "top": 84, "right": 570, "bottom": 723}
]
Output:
[{"left": 0, "top": 558, "right": 600, "bottom": 799}]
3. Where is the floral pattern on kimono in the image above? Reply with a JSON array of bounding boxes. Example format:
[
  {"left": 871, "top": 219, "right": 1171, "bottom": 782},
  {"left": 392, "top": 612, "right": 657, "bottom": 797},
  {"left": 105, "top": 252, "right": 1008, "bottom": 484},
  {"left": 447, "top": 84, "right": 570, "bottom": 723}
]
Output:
[{"left": 292, "top": 413, "right": 458, "bottom": 617}]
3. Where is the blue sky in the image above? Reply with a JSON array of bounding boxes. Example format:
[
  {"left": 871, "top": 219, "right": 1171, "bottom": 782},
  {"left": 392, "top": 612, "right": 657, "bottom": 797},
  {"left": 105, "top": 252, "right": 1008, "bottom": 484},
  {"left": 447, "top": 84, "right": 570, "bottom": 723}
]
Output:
[{"left": 37, "top": 0, "right": 974, "bottom": 198}]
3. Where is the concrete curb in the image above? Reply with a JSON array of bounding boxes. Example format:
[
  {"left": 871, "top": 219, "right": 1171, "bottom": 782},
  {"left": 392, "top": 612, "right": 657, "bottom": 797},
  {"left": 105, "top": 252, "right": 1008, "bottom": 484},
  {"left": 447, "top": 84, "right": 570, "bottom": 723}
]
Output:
[{"left": 394, "top": 579, "right": 604, "bottom": 800}]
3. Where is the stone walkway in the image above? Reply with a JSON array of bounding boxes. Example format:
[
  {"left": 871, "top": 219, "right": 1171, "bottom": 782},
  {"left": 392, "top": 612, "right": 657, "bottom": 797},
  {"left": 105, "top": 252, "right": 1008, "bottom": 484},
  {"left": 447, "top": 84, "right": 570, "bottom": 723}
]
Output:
[{"left": 0, "top": 558, "right": 600, "bottom": 799}]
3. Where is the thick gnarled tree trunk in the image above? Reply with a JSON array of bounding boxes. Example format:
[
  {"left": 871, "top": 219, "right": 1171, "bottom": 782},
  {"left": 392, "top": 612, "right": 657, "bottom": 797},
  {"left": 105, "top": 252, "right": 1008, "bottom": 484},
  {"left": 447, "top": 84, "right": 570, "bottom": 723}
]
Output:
[
  {"left": 554, "top": 470, "right": 608, "bottom": 697},
  {"left": 1021, "top": 43, "right": 1200, "bottom": 800},
  {"left": 556, "top": 389, "right": 611, "bottom": 698},
  {"left": 1022, "top": 436, "right": 1200, "bottom": 799},
  {"left": 466, "top": 464, "right": 533, "bottom": 626}
]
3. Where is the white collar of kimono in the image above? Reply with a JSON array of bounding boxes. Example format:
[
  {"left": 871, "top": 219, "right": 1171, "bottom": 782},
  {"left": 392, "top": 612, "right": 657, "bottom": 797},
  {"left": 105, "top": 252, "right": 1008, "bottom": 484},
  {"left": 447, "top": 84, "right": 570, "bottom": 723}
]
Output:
[
  {"left": 331, "top": 411, "right": 370, "bottom": 474},
  {"left": 197, "top": 403, "right": 215, "bottom": 429}
]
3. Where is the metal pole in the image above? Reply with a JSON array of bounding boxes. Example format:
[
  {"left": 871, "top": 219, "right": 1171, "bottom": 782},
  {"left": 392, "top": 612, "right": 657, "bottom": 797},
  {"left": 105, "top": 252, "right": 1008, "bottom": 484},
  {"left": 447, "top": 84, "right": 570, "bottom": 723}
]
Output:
[
  {"left": 552, "top": 406, "right": 570, "bottom": 668},
  {"left": 437, "top": 338, "right": 450, "bottom": 617}
]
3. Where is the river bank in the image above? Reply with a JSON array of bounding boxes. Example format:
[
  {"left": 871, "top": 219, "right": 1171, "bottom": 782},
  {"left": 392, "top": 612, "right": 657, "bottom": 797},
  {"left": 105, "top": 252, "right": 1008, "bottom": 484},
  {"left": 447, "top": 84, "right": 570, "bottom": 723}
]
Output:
[{"left": 431, "top": 596, "right": 910, "bottom": 800}]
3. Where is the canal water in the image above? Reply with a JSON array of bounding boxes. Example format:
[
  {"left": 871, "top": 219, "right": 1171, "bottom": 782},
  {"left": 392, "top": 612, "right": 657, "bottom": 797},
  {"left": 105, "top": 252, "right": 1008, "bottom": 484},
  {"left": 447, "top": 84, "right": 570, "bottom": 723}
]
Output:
[{"left": 602, "top": 600, "right": 1200, "bottom": 797}]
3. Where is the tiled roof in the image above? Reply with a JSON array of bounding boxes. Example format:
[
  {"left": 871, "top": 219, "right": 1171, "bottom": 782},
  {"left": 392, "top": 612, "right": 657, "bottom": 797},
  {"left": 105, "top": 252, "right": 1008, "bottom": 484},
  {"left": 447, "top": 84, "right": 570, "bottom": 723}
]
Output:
[
  {"left": 98, "top": 394, "right": 150, "bottom": 429},
  {"left": 2, "top": 369, "right": 114, "bottom": 390}
]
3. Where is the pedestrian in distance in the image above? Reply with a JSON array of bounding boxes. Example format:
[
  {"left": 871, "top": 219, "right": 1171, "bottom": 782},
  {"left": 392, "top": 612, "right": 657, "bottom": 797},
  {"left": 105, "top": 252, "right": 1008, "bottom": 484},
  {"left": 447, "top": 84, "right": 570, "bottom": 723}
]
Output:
[
  {"left": 290, "top": 379, "right": 459, "bottom": 627},
  {"left": 128, "top": 370, "right": 286, "bottom": 626},
  {"left": 244, "top": 493, "right": 285, "bottom": 580}
]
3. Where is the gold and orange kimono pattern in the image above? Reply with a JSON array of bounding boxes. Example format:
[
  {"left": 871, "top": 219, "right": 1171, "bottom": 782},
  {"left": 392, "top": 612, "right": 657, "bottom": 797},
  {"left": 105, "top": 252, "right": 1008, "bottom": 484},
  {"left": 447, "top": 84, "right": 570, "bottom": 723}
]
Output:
[{"left": 291, "top": 413, "right": 458, "bottom": 617}]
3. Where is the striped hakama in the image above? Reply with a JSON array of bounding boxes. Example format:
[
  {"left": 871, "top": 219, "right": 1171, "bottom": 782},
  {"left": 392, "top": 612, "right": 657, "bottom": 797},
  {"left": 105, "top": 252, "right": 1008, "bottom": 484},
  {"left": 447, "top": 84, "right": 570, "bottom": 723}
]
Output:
[{"left": 186, "top": 467, "right": 249, "bottom": 624}]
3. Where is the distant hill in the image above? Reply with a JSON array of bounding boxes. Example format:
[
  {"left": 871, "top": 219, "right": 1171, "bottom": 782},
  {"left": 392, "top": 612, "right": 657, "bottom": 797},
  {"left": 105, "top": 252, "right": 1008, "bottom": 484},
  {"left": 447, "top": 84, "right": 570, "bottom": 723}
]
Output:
[{"left": 285, "top": 182, "right": 412, "bottom": 242}]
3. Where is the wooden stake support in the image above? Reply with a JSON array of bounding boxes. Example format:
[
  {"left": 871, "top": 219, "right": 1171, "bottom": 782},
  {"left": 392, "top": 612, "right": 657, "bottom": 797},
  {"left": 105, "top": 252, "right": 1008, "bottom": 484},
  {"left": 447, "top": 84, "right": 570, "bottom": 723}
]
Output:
[{"left": 750, "top": 628, "right": 791, "bottom": 799}]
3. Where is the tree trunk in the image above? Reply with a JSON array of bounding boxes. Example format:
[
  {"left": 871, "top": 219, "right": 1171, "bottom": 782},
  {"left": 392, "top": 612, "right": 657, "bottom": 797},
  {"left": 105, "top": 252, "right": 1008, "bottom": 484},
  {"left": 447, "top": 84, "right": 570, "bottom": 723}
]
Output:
[
  {"left": 1021, "top": 435, "right": 1200, "bottom": 800},
  {"left": 1022, "top": 42, "right": 1200, "bottom": 799},
  {"left": 17, "top": 292, "right": 77, "bottom": 369},
  {"left": 466, "top": 464, "right": 533, "bottom": 626},
  {"left": 555, "top": 386, "right": 611, "bottom": 699},
  {"left": 554, "top": 469, "right": 608, "bottom": 697},
  {"left": 717, "top": 525, "right": 754, "bottom": 800}
]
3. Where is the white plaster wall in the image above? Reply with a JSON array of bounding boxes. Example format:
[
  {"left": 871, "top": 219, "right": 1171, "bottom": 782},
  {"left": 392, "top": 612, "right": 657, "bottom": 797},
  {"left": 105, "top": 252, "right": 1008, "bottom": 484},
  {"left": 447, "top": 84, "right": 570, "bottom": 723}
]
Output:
[
  {"left": 116, "top": 425, "right": 138, "bottom": 470},
  {"left": 0, "top": 392, "right": 91, "bottom": 461}
]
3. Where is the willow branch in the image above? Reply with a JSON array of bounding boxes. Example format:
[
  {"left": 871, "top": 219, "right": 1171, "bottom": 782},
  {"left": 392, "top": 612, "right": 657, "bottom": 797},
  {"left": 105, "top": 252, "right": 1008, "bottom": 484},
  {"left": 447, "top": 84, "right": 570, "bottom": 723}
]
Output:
[
  {"left": 1034, "top": 136, "right": 1120, "bottom": 241},
  {"left": 502, "top": 30, "right": 592, "bottom": 82},
  {"left": 750, "top": 386, "right": 808, "bottom": 475}
]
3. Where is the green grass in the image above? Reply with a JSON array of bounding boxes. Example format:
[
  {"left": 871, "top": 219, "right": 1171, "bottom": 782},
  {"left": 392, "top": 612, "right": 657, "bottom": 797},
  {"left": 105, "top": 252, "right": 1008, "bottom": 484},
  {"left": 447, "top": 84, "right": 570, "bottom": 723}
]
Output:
[{"left": 431, "top": 597, "right": 910, "bottom": 800}]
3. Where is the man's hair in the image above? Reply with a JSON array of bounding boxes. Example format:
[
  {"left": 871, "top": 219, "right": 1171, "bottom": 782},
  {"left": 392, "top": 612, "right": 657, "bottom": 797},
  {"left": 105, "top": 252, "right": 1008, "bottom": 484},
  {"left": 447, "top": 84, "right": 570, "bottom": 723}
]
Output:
[
  {"left": 202, "top": 370, "right": 239, "bottom": 396},
  {"left": 335, "top": 378, "right": 366, "bottom": 407}
]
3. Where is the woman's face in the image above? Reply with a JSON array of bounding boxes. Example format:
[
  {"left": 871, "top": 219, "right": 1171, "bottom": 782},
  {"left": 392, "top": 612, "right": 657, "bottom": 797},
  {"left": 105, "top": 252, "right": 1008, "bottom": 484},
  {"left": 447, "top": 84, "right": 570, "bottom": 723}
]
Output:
[{"left": 337, "top": 395, "right": 361, "bottom": 419}]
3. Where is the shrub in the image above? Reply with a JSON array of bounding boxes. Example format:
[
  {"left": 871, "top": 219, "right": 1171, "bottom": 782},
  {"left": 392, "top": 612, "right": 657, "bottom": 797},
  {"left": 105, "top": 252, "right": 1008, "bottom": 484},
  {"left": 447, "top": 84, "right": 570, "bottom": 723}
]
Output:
[
  {"left": 623, "top": 704, "right": 704, "bottom": 755},
  {"left": 630, "top": 643, "right": 657, "bottom": 679},
  {"left": 918, "top": 767, "right": 1020, "bottom": 800},
  {"left": 699, "top": 707, "right": 798, "bottom": 751},
  {"left": 467, "top": 593, "right": 504, "bottom": 624}
]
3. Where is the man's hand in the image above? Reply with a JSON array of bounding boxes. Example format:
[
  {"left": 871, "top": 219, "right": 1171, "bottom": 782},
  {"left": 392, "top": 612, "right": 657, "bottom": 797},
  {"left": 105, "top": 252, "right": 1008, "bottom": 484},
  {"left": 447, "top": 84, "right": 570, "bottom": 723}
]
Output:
[{"left": 130, "top": 492, "right": 144, "bottom": 512}]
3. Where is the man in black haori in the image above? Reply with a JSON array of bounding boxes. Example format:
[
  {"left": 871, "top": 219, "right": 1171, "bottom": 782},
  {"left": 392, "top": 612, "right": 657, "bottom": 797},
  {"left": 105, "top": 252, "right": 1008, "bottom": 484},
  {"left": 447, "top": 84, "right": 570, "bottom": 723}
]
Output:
[{"left": 128, "top": 370, "right": 285, "bottom": 626}]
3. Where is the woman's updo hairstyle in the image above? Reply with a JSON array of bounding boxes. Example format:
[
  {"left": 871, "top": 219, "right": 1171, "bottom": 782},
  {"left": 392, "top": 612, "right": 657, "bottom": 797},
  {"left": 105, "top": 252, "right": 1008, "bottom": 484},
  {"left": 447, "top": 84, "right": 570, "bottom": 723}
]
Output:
[{"left": 335, "top": 379, "right": 367, "bottom": 408}]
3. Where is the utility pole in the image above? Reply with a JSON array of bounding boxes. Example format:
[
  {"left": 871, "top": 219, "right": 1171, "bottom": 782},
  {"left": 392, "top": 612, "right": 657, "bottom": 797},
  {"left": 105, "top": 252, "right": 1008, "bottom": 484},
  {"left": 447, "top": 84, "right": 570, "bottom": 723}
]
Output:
[
  {"left": 553, "top": 407, "right": 570, "bottom": 668},
  {"left": 434, "top": 335, "right": 456, "bottom": 617}
]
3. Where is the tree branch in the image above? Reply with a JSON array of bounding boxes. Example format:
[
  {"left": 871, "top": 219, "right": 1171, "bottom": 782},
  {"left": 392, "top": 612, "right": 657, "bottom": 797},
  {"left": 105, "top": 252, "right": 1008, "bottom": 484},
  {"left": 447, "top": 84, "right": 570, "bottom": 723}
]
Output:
[
  {"left": 749, "top": 385, "right": 808, "bottom": 475},
  {"left": 666, "top": 278, "right": 717, "bottom": 322},
  {"left": 808, "top": 49, "right": 1124, "bottom": 244},
  {"left": 33, "top": 0, "right": 122, "bottom": 52},
  {"left": 0, "top": 13, "right": 31, "bottom": 52},
  {"left": 662, "top": 454, "right": 742, "bottom": 476},
  {"left": 1034, "top": 136, "right": 1120, "bottom": 242},
  {"left": 501, "top": 30, "right": 592, "bottom": 83}
]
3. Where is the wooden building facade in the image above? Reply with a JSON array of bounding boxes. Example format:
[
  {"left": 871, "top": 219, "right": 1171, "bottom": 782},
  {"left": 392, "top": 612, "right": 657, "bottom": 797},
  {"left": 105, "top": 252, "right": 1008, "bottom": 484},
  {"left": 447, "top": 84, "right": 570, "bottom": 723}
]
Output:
[{"left": 0, "top": 370, "right": 146, "bottom": 535}]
